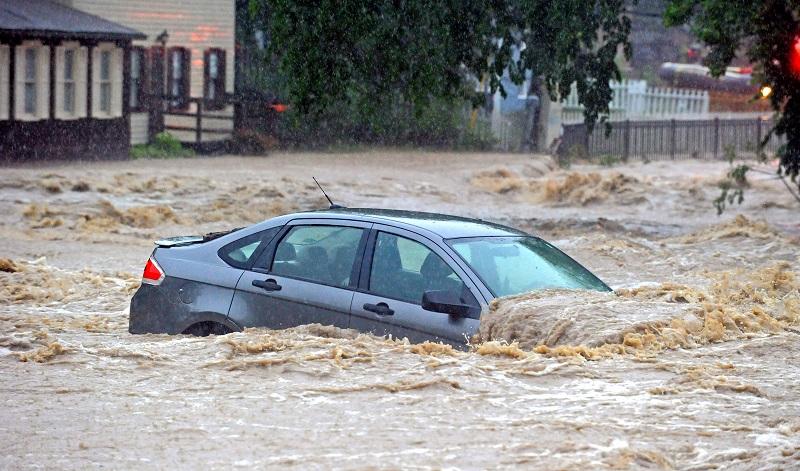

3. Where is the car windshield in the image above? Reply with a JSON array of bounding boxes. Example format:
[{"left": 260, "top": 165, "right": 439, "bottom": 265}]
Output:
[{"left": 447, "top": 236, "right": 611, "bottom": 298}]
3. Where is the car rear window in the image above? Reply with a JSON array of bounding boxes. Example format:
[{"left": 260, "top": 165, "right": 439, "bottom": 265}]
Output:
[{"left": 218, "top": 227, "right": 281, "bottom": 268}]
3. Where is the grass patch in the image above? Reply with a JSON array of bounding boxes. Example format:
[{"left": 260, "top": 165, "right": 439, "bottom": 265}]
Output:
[{"left": 131, "top": 133, "right": 196, "bottom": 159}]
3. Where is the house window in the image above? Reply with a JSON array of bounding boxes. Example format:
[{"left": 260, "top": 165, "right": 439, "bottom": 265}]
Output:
[
  {"left": 0, "top": 45, "right": 9, "bottom": 120},
  {"left": 204, "top": 48, "right": 226, "bottom": 110},
  {"left": 64, "top": 50, "right": 75, "bottom": 113},
  {"left": 130, "top": 47, "right": 146, "bottom": 111},
  {"left": 92, "top": 43, "right": 122, "bottom": 118},
  {"left": 99, "top": 50, "right": 112, "bottom": 113},
  {"left": 15, "top": 41, "right": 49, "bottom": 120},
  {"left": 167, "top": 47, "right": 190, "bottom": 111},
  {"left": 55, "top": 42, "right": 88, "bottom": 119},
  {"left": 24, "top": 48, "right": 37, "bottom": 114}
]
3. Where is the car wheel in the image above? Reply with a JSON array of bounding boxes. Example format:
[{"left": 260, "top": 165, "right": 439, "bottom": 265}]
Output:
[{"left": 182, "top": 321, "right": 233, "bottom": 337}]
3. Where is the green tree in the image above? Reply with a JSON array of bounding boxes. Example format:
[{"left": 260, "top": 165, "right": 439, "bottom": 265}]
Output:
[
  {"left": 250, "top": 0, "right": 632, "bottom": 130},
  {"left": 664, "top": 0, "right": 800, "bottom": 195}
]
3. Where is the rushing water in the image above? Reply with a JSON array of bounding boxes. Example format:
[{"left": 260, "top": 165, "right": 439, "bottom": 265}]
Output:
[{"left": 1, "top": 153, "right": 798, "bottom": 469}]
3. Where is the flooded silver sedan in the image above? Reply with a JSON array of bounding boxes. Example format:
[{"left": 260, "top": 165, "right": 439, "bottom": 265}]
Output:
[{"left": 130, "top": 209, "right": 611, "bottom": 346}]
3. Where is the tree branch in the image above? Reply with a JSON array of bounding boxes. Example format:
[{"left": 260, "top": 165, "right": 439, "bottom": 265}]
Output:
[{"left": 779, "top": 173, "right": 800, "bottom": 206}]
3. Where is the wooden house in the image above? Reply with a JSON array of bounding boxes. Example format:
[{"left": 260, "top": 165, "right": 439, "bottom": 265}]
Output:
[
  {"left": 0, "top": 0, "right": 145, "bottom": 161},
  {"left": 67, "top": 0, "right": 236, "bottom": 150},
  {"left": 0, "top": 0, "right": 236, "bottom": 162}
]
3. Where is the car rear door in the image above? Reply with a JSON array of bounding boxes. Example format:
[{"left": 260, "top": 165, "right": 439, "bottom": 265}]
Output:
[
  {"left": 350, "top": 225, "right": 483, "bottom": 346},
  {"left": 228, "top": 219, "right": 371, "bottom": 330}
]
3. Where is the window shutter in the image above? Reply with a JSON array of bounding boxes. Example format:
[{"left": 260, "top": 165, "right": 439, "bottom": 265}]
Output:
[
  {"left": 215, "top": 49, "right": 227, "bottom": 110},
  {"left": 203, "top": 49, "right": 210, "bottom": 103},
  {"left": 76, "top": 46, "right": 88, "bottom": 118},
  {"left": 111, "top": 47, "right": 123, "bottom": 117},
  {"left": 36, "top": 45, "right": 49, "bottom": 119},
  {"left": 148, "top": 46, "right": 164, "bottom": 109},
  {"left": 218, "top": 50, "right": 226, "bottom": 99},
  {"left": 14, "top": 45, "right": 25, "bottom": 119},
  {"left": 181, "top": 48, "right": 190, "bottom": 108},
  {"left": 54, "top": 46, "right": 65, "bottom": 119},
  {"left": 166, "top": 47, "right": 177, "bottom": 110},
  {"left": 0, "top": 45, "right": 9, "bottom": 120}
]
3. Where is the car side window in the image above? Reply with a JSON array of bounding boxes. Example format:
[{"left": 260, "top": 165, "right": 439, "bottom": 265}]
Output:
[
  {"left": 369, "top": 232, "right": 467, "bottom": 304},
  {"left": 271, "top": 225, "right": 363, "bottom": 287},
  {"left": 218, "top": 227, "right": 280, "bottom": 268}
]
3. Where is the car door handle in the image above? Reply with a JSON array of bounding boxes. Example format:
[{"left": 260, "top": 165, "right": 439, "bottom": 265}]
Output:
[
  {"left": 363, "top": 302, "right": 394, "bottom": 316},
  {"left": 252, "top": 279, "right": 282, "bottom": 291}
]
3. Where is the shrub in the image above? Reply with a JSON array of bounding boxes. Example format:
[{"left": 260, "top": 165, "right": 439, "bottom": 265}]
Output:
[{"left": 131, "top": 133, "right": 196, "bottom": 159}]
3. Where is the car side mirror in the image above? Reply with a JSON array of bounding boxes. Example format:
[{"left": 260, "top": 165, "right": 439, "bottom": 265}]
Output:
[{"left": 421, "top": 290, "right": 472, "bottom": 318}]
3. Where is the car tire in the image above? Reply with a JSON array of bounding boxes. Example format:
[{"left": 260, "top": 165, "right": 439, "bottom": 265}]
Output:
[{"left": 182, "top": 321, "right": 233, "bottom": 337}]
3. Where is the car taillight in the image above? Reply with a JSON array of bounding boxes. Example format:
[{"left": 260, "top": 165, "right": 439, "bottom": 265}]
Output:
[{"left": 142, "top": 257, "right": 165, "bottom": 285}]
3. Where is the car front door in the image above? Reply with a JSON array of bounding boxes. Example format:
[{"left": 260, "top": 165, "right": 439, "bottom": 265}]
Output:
[
  {"left": 229, "top": 220, "right": 370, "bottom": 330},
  {"left": 350, "top": 226, "right": 482, "bottom": 346}
]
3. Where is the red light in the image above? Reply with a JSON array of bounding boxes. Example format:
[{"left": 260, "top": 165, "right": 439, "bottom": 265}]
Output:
[
  {"left": 269, "top": 104, "right": 287, "bottom": 113},
  {"left": 142, "top": 258, "right": 164, "bottom": 285},
  {"left": 789, "top": 37, "right": 800, "bottom": 77}
]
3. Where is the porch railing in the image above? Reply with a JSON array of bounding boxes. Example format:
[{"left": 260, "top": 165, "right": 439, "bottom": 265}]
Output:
[{"left": 162, "top": 97, "right": 234, "bottom": 147}]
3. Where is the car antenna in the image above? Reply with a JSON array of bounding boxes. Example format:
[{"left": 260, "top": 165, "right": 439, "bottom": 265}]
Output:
[{"left": 313, "top": 177, "right": 345, "bottom": 209}]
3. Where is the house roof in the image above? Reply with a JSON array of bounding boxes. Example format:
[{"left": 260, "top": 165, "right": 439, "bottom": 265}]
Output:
[{"left": 0, "top": 0, "right": 146, "bottom": 40}]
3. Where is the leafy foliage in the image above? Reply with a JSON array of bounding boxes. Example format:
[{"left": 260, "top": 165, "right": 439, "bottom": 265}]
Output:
[
  {"left": 250, "top": 0, "right": 632, "bottom": 132},
  {"left": 664, "top": 0, "right": 800, "bottom": 194},
  {"left": 259, "top": 95, "right": 495, "bottom": 149},
  {"left": 131, "top": 133, "right": 195, "bottom": 159},
  {"left": 713, "top": 164, "right": 749, "bottom": 215}
]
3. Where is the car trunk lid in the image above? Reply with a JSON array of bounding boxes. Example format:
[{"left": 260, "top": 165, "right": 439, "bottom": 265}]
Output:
[{"left": 155, "top": 228, "right": 243, "bottom": 248}]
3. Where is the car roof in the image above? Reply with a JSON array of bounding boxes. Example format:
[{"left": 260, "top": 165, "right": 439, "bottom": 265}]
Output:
[{"left": 293, "top": 208, "right": 526, "bottom": 239}]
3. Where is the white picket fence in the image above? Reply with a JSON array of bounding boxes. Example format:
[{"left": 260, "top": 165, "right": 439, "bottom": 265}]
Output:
[
  {"left": 472, "top": 113, "right": 512, "bottom": 151},
  {"left": 561, "top": 80, "right": 710, "bottom": 124}
]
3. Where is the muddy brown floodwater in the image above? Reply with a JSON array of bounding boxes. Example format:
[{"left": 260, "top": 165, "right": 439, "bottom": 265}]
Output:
[{"left": 1, "top": 152, "right": 799, "bottom": 470}]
